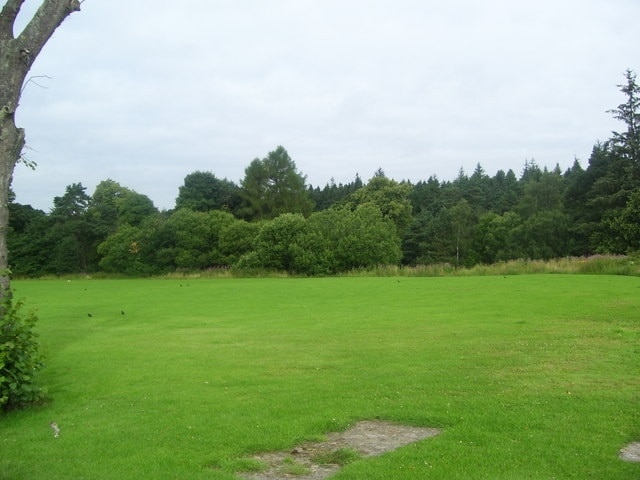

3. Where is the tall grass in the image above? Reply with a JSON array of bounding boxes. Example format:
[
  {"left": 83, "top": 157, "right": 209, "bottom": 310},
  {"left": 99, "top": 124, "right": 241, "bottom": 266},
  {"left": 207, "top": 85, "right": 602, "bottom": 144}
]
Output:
[
  {"left": 349, "top": 255, "right": 640, "bottom": 277},
  {"left": 2, "top": 275, "right": 639, "bottom": 479},
  {"left": 27, "top": 255, "right": 638, "bottom": 281}
]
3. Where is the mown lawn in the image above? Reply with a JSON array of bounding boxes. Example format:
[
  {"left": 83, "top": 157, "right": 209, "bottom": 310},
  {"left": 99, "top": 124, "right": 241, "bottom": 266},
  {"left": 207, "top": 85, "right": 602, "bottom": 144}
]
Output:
[{"left": 2, "top": 275, "right": 639, "bottom": 479}]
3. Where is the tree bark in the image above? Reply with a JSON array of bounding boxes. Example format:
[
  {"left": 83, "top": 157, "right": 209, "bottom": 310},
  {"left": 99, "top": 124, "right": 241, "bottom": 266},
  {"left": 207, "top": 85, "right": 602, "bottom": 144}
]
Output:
[{"left": 0, "top": 0, "right": 80, "bottom": 299}]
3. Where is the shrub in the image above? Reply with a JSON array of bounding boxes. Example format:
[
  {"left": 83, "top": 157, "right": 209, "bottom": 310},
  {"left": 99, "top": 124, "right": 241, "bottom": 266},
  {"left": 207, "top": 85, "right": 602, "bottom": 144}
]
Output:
[{"left": 0, "top": 297, "right": 45, "bottom": 411}]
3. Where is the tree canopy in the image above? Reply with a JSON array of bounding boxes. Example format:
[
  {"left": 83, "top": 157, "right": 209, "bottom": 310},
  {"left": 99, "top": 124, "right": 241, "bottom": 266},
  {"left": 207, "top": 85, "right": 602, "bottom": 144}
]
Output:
[
  {"left": 7, "top": 71, "right": 640, "bottom": 276},
  {"left": 239, "top": 146, "right": 314, "bottom": 220},
  {"left": 176, "top": 171, "right": 241, "bottom": 213}
]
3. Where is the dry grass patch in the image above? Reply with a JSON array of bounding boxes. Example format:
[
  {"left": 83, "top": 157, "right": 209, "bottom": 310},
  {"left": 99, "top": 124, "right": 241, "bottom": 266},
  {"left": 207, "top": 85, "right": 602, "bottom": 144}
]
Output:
[
  {"left": 620, "top": 442, "right": 640, "bottom": 462},
  {"left": 239, "top": 420, "right": 441, "bottom": 480}
]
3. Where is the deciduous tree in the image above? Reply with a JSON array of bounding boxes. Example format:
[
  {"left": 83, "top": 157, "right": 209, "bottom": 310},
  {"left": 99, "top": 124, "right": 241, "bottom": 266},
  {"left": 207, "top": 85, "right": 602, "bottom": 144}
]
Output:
[
  {"left": 1, "top": 2, "right": 79, "bottom": 408},
  {"left": 0, "top": 0, "right": 81, "bottom": 298},
  {"left": 244, "top": 213, "right": 308, "bottom": 272},
  {"left": 176, "top": 171, "right": 241, "bottom": 213},
  {"left": 151, "top": 208, "right": 235, "bottom": 270},
  {"left": 343, "top": 173, "right": 413, "bottom": 235}
]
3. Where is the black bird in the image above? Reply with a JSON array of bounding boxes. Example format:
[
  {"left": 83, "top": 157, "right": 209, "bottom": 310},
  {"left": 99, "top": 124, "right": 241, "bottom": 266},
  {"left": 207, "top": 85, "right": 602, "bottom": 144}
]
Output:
[
  {"left": 87, "top": 313, "right": 93, "bottom": 318},
  {"left": 121, "top": 310, "right": 125, "bottom": 315}
]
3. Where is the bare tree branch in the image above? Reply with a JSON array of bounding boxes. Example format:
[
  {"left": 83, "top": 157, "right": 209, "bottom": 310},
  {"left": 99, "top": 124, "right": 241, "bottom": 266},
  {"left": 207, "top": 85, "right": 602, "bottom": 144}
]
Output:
[{"left": 20, "top": 74, "right": 52, "bottom": 95}]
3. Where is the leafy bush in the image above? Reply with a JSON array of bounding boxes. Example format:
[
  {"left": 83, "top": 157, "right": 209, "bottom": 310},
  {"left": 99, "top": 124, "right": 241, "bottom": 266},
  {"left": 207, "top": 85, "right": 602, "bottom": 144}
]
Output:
[{"left": 0, "top": 297, "right": 45, "bottom": 410}]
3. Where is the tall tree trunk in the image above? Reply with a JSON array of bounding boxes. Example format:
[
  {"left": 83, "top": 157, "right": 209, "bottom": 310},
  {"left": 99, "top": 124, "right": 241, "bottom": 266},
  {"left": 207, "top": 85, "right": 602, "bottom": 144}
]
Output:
[{"left": 0, "top": 0, "right": 80, "bottom": 300}]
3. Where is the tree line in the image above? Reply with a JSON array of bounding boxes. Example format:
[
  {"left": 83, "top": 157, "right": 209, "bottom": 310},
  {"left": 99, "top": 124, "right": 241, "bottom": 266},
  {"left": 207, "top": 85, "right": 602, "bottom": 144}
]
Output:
[{"left": 8, "top": 71, "right": 640, "bottom": 276}]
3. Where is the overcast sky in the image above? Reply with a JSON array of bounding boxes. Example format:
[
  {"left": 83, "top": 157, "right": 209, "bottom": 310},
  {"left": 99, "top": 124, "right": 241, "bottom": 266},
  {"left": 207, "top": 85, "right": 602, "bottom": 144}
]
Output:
[{"left": 10, "top": 0, "right": 640, "bottom": 211}]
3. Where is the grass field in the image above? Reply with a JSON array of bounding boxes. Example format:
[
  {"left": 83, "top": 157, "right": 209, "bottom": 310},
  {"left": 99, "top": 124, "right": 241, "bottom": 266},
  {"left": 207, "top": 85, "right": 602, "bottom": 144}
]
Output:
[{"left": 2, "top": 275, "right": 639, "bottom": 479}]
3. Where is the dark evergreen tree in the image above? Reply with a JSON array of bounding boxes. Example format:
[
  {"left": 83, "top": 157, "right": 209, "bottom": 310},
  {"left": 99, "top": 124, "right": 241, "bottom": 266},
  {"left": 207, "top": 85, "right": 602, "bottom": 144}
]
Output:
[
  {"left": 583, "top": 73, "right": 640, "bottom": 253},
  {"left": 608, "top": 69, "right": 640, "bottom": 173},
  {"left": 175, "top": 171, "right": 241, "bottom": 213},
  {"left": 465, "top": 163, "right": 492, "bottom": 213},
  {"left": 563, "top": 158, "right": 593, "bottom": 255},
  {"left": 403, "top": 208, "right": 456, "bottom": 265},
  {"left": 520, "top": 159, "right": 543, "bottom": 183},
  {"left": 409, "top": 176, "right": 442, "bottom": 216},
  {"left": 7, "top": 201, "right": 48, "bottom": 276},
  {"left": 607, "top": 188, "right": 640, "bottom": 251},
  {"left": 309, "top": 174, "right": 364, "bottom": 211},
  {"left": 517, "top": 168, "right": 565, "bottom": 218},
  {"left": 514, "top": 210, "right": 571, "bottom": 259},
  {"left": 490, "top": 169, "right": 520, "bottom": 214},
  {"left": 46, "top": 183, "right": 95, "bottom": 273},
  {"left": 239, "top": 146, "right": 314, "bottom": 220}
]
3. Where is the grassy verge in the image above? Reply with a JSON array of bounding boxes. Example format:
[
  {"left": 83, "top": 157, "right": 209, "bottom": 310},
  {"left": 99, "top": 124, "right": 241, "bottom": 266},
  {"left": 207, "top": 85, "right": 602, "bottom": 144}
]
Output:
[
  {"left": 350, "top": 254, "right": 640, "bottom": 277},
  {"left": 1, "top": 275, "right": 639, "bottom": 479}
]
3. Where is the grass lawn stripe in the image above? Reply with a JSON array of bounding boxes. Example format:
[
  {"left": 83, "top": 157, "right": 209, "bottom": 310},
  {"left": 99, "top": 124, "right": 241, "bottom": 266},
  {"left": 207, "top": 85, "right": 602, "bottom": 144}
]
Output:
[{"left": 1, "top": 275, "right": 638, "bottom": 479}]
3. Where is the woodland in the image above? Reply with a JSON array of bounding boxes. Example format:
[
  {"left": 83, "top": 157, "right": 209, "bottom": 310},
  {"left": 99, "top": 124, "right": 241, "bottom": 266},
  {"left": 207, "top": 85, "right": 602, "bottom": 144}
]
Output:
[{"left": 7, "top": 71, "right": 640, "bottom": 277}]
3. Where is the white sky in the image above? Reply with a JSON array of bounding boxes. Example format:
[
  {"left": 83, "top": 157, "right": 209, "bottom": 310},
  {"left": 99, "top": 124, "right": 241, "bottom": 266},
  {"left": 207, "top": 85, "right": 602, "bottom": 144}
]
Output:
[{"left": 10, "top": 0, "right": 640, "bottom": 211}]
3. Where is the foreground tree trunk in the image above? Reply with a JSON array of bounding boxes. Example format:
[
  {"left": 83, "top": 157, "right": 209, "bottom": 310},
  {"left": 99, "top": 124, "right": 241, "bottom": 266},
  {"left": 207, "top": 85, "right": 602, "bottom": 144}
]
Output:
[{"left": 0, "top": 0, "right": 80, "bottom": 300}]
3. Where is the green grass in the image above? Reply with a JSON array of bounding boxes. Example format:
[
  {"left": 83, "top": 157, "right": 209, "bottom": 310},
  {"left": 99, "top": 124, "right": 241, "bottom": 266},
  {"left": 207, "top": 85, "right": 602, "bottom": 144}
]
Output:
[
  {"left": 2, "top": 275, "right": 639, "bottom": 479},
  {"left": 280, "top": 457, "right": 310, "bottom": 475}
]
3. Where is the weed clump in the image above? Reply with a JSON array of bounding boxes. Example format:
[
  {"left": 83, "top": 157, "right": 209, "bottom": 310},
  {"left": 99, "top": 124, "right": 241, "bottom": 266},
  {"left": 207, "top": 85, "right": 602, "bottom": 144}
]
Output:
[{"left": 281, "top": 457, "right": 310, "bottom": 475}]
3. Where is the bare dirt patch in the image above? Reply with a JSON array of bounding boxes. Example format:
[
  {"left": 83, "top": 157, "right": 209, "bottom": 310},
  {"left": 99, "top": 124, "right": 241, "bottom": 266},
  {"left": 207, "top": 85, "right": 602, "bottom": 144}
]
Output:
[
  {"left": 620, "top": 442, "right": 640, "bottom": 462},
  {"left": 238, "top": 420, "right": 441, "bottom": 480}
]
